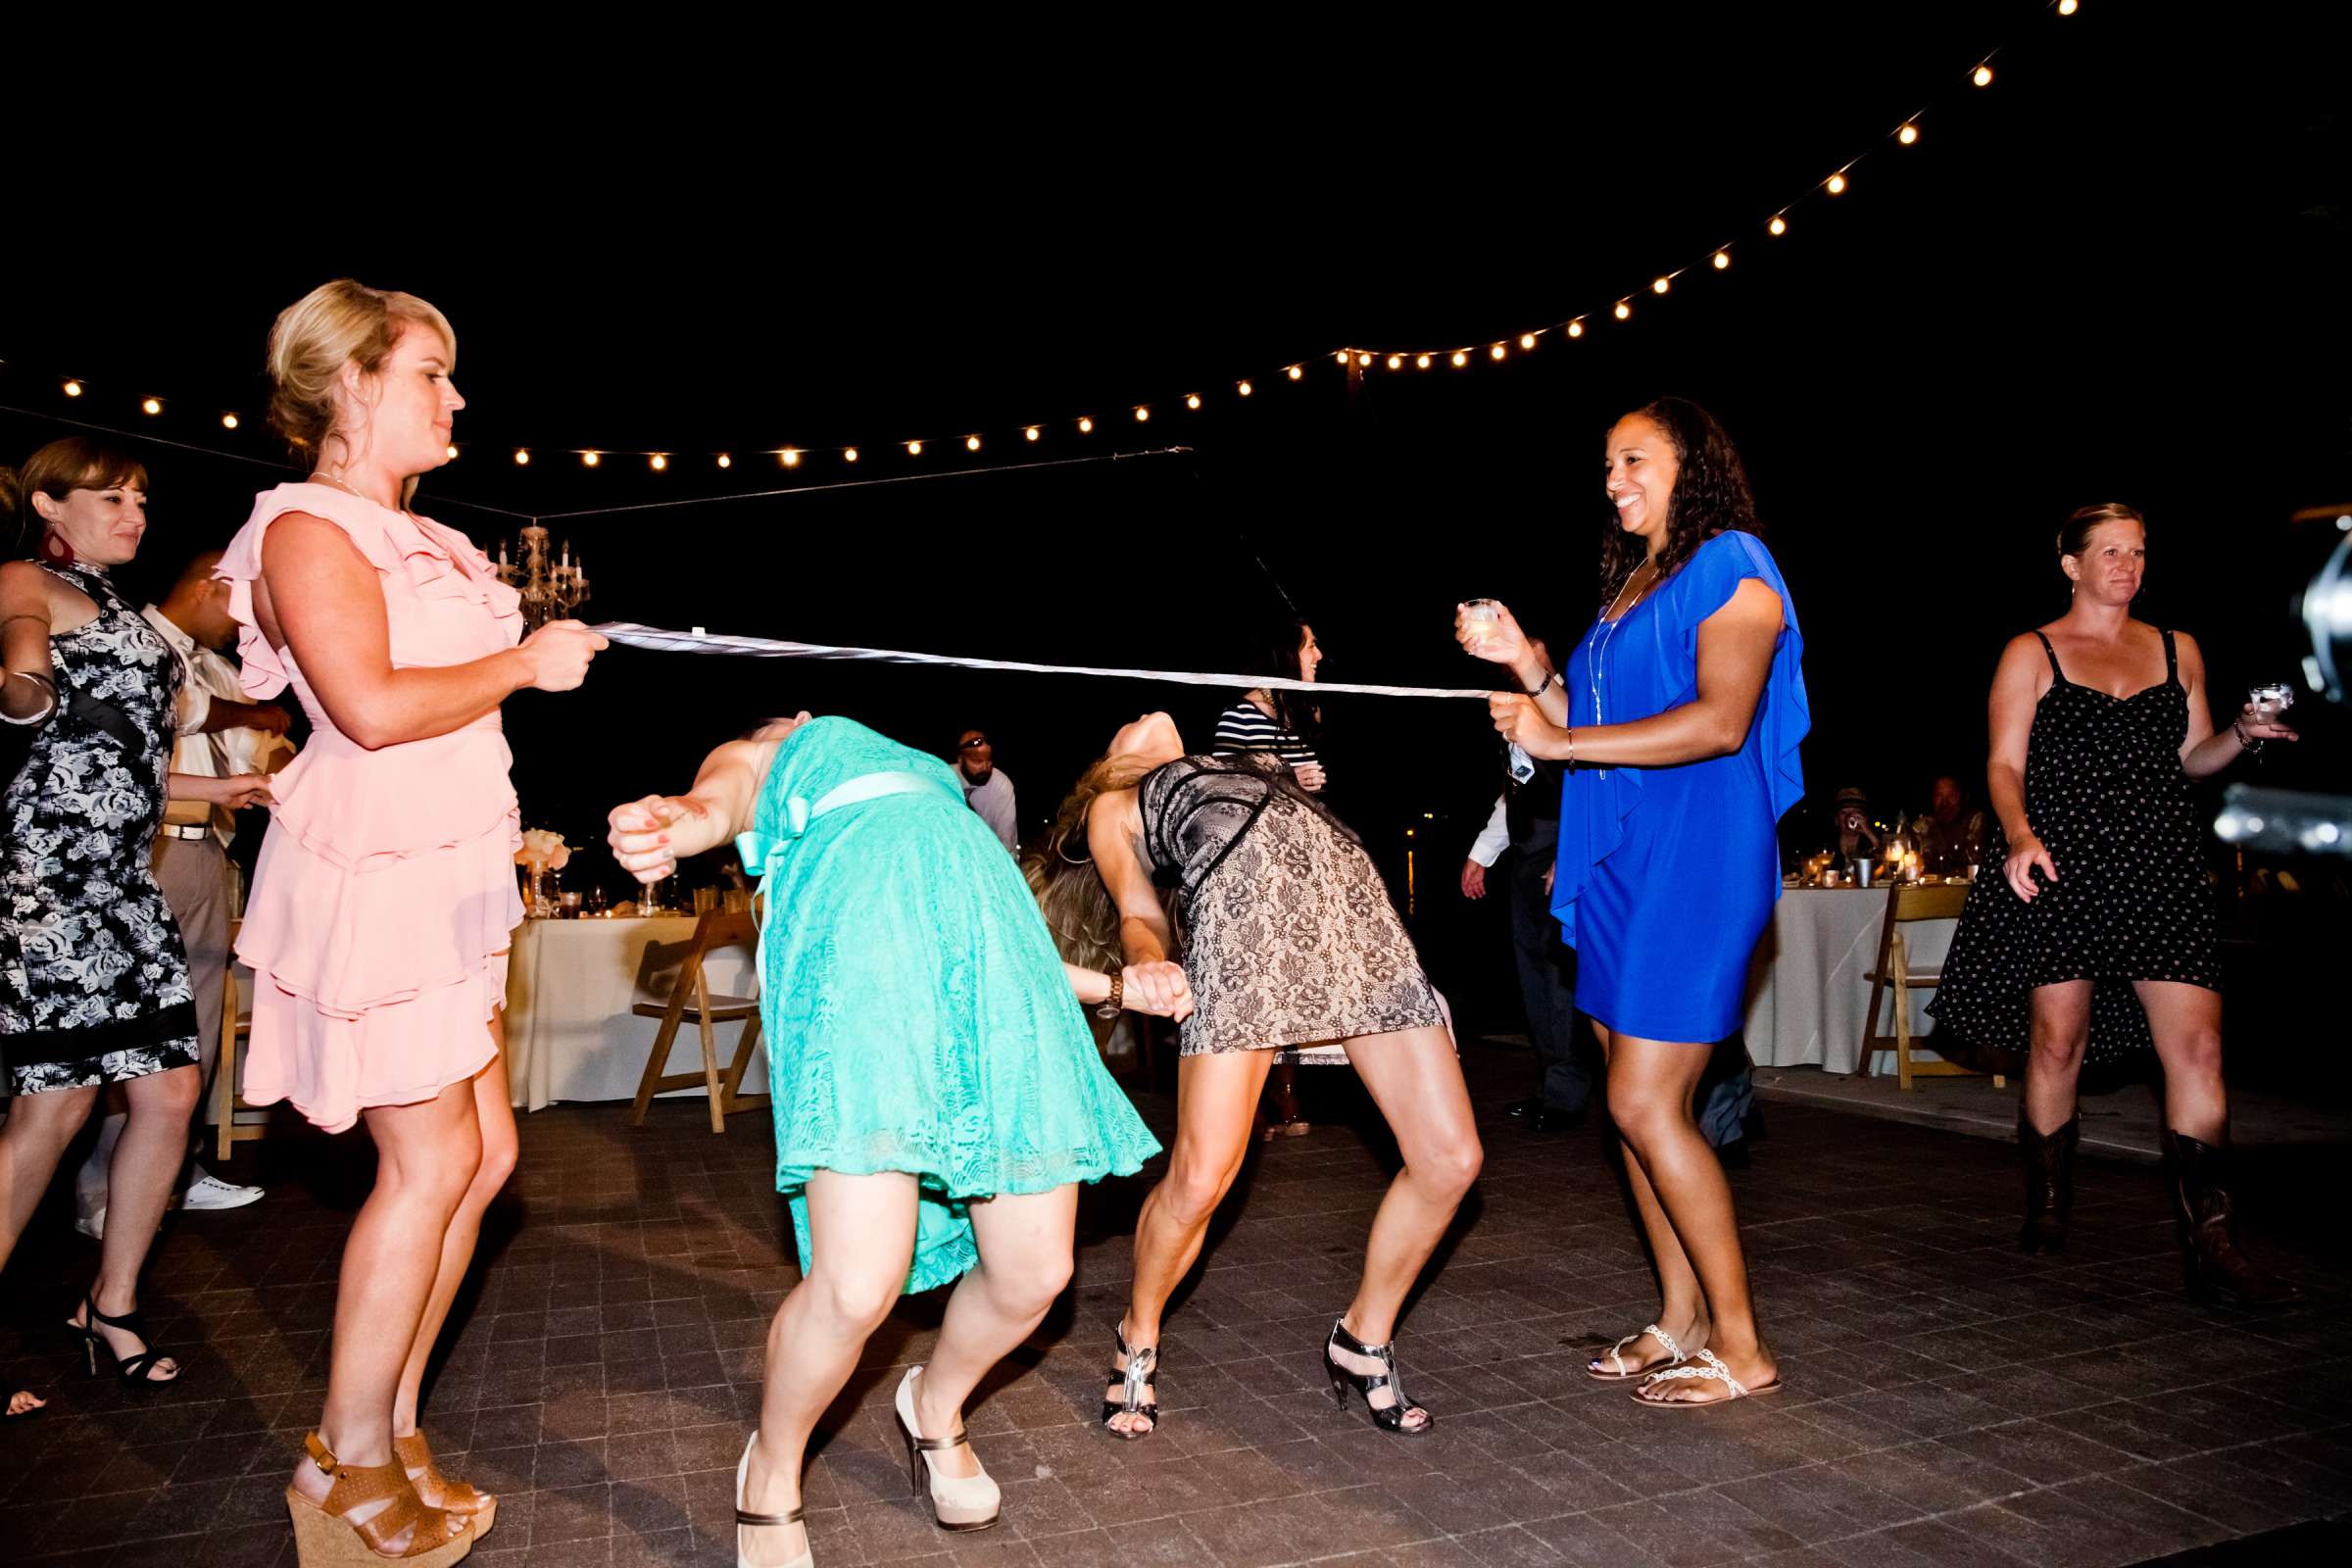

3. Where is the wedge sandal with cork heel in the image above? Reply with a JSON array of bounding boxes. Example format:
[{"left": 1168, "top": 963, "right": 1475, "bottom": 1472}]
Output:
[
  {"left": 285, "top": 1431, "right": 474, "bottom": 1565},
  {"left": 394, "top": 1430, "right": 497, "bottom": 1541}
]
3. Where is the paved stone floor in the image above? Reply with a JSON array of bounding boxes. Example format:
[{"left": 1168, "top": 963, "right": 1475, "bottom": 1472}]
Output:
[{"left": 4, "top": 1042, "right": 2349, "bottom": 1566}]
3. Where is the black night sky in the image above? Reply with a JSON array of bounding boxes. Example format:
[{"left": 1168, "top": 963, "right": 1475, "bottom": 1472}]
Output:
[{"left": 3, "top": 4, "right": 2344, "bottom": 1029}]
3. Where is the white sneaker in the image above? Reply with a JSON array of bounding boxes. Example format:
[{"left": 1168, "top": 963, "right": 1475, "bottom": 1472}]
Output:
[
  {"left": 181, "top": 1171, "right": 264, "bottom": 1211},
  {"left": 74, "top": 1207, "right": 105, "bottom": 1241}
]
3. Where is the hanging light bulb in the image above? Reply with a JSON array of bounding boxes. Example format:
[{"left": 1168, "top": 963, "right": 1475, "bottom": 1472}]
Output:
[
  {"left": 63, "top": 379, "right": 83, "bottom": 398},
  {"left": 1827, "top": 172, "right": 1847, "bottom": 195},
  {"left": 1567, "top": 320, "right": 1585, "bottom": 338},
  {"left": 221, "top": 413, "right": 239, "bottom": 429},
  {"left": 447, "top": 444, "right": 460, "bottom": 460},
  {"left": 1386, "top": 354, "right": 1402, "bottom": 370},
  {"left": 844, "top": 447, "right": 859, "bottom": 463},
  {"left": 965, "top": 434, "right": 981, "bottom": 451},
  {"left": 1336, "top": 350, "right": 1352, "bottom": 367},
  {"left": 1134, "top": 406, "right": 1151, "bottom": 422},
  {"left": 1411, "top": 354, "right": 1428, "bottom": 369},
  {"left": 1286, "top": 365, "right": 1302, "bottom": 380},
  {"left": 1769, "top": 215, "right": 1788, "bottom": 236},
  {"left": 716, "top": 453, "right": 731, "bottom": 468},
  {"left": 514, "top": 449, "right": 531, "bottom": 466},
  {"left": 1078, "top": 416, "right": 1094, "bottom": 433},
  {"left": 1898, "top": 122, "right": 1919, "bottom": 145},
  {"left": 650, "top": 453, "right": 667, "bottom": 470},
  {"left": 2058, "top": 0, "right": 2078, "bottom": 13},
  {"left": 1356, "top": 352, "right": 1372, "bottom": 368},
  {"left": 142, "top": 397, "right": 162, "bottom": 415},
  {"left": 1519, "top": 332, "right": 1537, "bottom": 350},
  {"left": 906, "top": 440, "right": 922, "bottom": 457},
  {"left": 1713, "top": 251, "right": 1731, "bottom": 270},
  {"left": 1186, "top": 393, "right": 1201, "bottom": 409},
  {"left": 1450, "top": 350, "right": 1467, "bottom": 367},
  {"left": 782, "top": 448, "right": 801, "bottom": 466},
  {"left": 1025, "top": 425, "right": 1041, "bottom": 441},
  {"left": 1614, "top": 301, "right": 1632, "bottom": 320},
  {"left": 582, "top": 451, "right": 600, "bottom": 466},
  {"left": 1490, "top": 343, "right": 1506, "bottom": 360},
  {"left": 1238, "top": 379, "right": 1253, "bottom": 396},
  {"left": 1973, "top": 64, "right": 1993, "bottom": 87},
  {"left": 1652, "top": 276, "right": 1671, "bottom": 294}
]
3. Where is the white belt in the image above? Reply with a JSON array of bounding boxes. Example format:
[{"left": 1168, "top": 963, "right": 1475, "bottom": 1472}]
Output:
[{"left": 159, "top": 824, "right": 217, "bottom": 842}]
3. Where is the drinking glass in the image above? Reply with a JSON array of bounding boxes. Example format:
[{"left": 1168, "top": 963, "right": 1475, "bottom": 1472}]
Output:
[{"left": 1460, "top": 599, "right": 1502, "bottom": 656}]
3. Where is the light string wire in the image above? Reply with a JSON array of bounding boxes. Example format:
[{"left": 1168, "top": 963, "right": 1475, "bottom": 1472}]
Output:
[{"left": 0, "top": 3, "right": 2082, "bottom": 480}]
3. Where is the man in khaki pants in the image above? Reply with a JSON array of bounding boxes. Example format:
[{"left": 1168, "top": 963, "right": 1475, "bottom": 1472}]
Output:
[{"left": 75, "top": 551, "right": 288, "bottom": 1237}]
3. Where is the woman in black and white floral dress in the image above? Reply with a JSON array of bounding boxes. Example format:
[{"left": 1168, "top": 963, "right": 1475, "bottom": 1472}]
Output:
[{"left": 0, "top": 439, "right": 270, "bottom": 1413}]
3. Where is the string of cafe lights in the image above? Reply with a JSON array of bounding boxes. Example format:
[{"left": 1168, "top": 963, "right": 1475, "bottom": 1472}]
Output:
[{"left": 6, "top": 1, "right": 2085, "bottom": 486}]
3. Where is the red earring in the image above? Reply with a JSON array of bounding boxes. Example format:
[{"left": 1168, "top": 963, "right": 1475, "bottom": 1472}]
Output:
[{"left": 38, "top": 530, "right": 76, "bottom": 566}]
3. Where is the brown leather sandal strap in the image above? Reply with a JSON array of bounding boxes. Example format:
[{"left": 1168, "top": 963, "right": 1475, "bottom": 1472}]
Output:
[
  {"left": 737, "top": 1503, "right": 807, "bottom": 1527},
  {"left": 910, "top": 1428, "right": 970, "bottom": 1451}
]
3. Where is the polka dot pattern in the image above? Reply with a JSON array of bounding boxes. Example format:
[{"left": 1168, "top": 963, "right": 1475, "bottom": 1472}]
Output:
[{"left": 1929, "top": 628, "right": 2218, "bottom": 1062}]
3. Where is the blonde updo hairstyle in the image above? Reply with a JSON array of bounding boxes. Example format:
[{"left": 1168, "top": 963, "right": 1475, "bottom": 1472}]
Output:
[{"left": 266, "top": 279, "right": 456, "bottom": 485}]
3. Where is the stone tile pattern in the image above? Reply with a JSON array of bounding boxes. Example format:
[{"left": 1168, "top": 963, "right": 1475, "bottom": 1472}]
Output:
[{"left": 3, "top": 1045, "right": 2347, "bottom": 1566}]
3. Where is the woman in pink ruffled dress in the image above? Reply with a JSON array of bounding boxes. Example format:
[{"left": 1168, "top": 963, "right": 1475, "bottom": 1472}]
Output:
[{"left": 220, "top": 280, "right": 603, "bottom": 1566}]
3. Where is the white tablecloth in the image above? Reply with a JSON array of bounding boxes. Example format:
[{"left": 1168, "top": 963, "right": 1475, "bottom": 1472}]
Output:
[
  {"left": 1742, "top": 887, "right": 1957, "bottom": 1075},
  {"left": 504, "top": 916, "right": 760, "bottom": 1111}
]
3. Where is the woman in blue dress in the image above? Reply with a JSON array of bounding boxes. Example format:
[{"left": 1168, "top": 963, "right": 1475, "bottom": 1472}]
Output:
[
  {"left": 610, "top": 713, "right": 1170, "bottom": 1568},
  {"left": 1461, "top": 397, "right": 1807, "bottom": 1408}
]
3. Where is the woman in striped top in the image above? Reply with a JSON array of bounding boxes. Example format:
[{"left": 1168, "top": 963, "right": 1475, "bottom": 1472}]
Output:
[
  {"left": 1213, "top": 618, "right": 1327, "bottom": 795},
  {"left": 1214, "top": 618, "right": 1330, "bottom": 1137}
]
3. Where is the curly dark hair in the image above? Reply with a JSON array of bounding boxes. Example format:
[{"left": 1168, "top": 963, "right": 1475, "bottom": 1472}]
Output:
[{"left": 1597, "top": 397, "right": 1761, "bottom": 607}]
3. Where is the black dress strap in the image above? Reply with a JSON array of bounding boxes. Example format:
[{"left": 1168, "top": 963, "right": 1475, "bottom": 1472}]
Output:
[
  {"left": 2033, "top": 630, "right": 2064, "bottom": 679},
  {"left": 2160, "top": 627, "right": 2179, "bottom": 684}
]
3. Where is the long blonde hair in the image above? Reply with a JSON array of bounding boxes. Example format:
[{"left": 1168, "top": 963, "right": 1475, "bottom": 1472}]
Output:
[
  {"left": 265, "top": 279, "right": 457, "bottom": 481},
  {"left": 1023, "top": 751, "right": 1179, "bottom": 973}
]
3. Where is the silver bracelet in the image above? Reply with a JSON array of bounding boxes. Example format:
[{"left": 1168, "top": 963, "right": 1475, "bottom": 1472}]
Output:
[{"left": 3, "top": 668, "right": 57, "bottom": 723}]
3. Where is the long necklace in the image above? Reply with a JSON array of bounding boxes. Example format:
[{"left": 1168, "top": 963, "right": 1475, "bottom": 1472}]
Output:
[{"left": 1584, "top": 559, "right": 1658, "bottom": 779}]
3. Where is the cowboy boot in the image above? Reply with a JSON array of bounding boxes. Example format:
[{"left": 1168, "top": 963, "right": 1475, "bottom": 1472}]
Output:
[
  {"left": 2017, "top": 1109, "right": 2078, "bottom": 1255},
  {"left": 2162, "top": 1129, "right": 2302, "bottom": 1306}
]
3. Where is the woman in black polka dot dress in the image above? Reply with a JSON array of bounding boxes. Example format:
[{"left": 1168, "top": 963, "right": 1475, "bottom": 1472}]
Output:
[{"left": 1930, "top": 504, "right": 2299, "bottom": 1304}]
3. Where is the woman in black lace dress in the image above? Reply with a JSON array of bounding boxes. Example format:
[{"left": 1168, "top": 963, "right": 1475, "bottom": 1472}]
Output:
[
  {"left": 1, "top": 439, "right": 270, "bottom": 1415},
  {"left": 1930, "top": 504, "right": 2299, "bottom": 1303},
  {"left": 1034, "top": 712, "right": 1480, "bottom": 1444}
]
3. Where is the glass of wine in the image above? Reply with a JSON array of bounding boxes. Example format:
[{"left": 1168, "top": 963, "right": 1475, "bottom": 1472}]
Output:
[
  {"left": 2244, "top": 682, "right": 2295, "bottom": 759},
  {"left": 1460, "top": 599, "right": 1502, "bottom": 657}
]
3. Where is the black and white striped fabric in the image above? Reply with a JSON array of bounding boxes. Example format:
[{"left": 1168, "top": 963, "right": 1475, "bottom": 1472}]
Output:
[{"left": 1212, "top": 701, "right": 1319, "bottom": 772}]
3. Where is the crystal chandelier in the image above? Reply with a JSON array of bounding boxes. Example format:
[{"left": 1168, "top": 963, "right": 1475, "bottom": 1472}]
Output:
[{"left": 494, "top": 523, "right": 589, "bottom": 632}]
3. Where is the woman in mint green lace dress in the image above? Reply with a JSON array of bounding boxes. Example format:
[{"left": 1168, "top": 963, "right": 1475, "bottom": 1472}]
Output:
[{"left": 608, "top": 712, "right": 1172, "bottom": 1561}]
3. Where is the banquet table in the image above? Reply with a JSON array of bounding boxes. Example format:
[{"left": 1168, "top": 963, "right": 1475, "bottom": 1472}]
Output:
[
  {"left": 1742, "top": 885, "right": 1960, "bottom": 1076},
  {"left": 504, "top": 915, "right": 761, "bottom": 1112}
]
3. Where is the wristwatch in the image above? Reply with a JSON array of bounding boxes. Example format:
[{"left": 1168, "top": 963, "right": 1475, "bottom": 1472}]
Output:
[{"left": 1096, "top": 970, "right": 1125, "bottom": 1020}]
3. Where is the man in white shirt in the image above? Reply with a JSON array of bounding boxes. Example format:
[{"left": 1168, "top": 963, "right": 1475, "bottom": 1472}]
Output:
[
  {"left": 956, "top": 727, "right": 1019, "bottom": 855},
  {"left": 76, "top": 551, "right": 291, "bottom": 1234}
]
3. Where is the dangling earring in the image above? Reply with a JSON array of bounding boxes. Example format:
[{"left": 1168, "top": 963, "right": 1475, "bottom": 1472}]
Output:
[{"left": 38, "top": 529, "right": 75, "bottom": 567}]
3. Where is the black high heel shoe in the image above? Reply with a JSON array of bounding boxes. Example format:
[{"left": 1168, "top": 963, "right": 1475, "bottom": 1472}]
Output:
[
  {"left": 70, "top": 1294, "right": 178, "bottom": 1388},
  {"left": 1322, "top": 1318, "right": 1431, "bottom": 1436},
  {"left": 1101, "top": 1322, "right": 1160, "bottom": 1441}
]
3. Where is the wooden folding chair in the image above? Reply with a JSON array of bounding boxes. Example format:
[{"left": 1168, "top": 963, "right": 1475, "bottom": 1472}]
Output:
[
  {"left": 1860, "top": 881, "right": 2004, "bottom": 1091},
  {"left": 211, "top": 928, "right": 270, "bottom": 1163},
  {"left": 628, "top": 909, "right": 766, "bottom": 1133}
]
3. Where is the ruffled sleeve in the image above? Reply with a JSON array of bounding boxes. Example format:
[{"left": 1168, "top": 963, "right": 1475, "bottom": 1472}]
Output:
[
  {"left": 214, "top": 484, "right": 522, "bottom": 697},
  {"left": 1670, "top": 530, "right": 1810, "bottom": 822}
]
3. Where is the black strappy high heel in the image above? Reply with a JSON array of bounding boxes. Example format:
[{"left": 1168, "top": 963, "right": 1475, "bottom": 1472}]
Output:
[
  {"left": 1101, "top": 1322, "right": 1160, "bottom": 1441},
  {"left": 71, "top": 1293, "right": 178, "bottom": 1388},
  {"left": 1322, "top": 1318, "right": 1431, "bottom": 1436}
]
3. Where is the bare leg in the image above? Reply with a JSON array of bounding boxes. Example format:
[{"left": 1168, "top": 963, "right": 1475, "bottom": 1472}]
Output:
[
  {"left": 74, "top": 1063, "right": 201, "bottom": 1380},
  {"left": 1608, "top": 1034, "right": 1775, "bottom": 1404},
  {"left": 741, "top": 1170, "right": 919, "bottom": 1568},
  {"left": 914, "top": 1185, "right": 1079, "bottom": 1480},
  {"left": 2024, "top": 980, "right": 2092, "bottom": 1135},
  {"left": 1109, "top": 1049, "right": 1272, "bottom": 1434},
  {"left": 0, "top": 1085, "right": 99, "bottom": 1266},
  {"left": 1328, "top": 1024, "right": 1483, "bottom": 1426},
  {"left": 2135, "top": 981, "right": 2227, "bottom": 1143},
  {"left": 287, "top": 1078, "right": 484, "bottom": 1553},
  {"left": 1592, "top": 1022, "right": 1709, "bottom": 1375},
  {"left": 393, "top": 1038, "right": 518, "bottom": 1437}
]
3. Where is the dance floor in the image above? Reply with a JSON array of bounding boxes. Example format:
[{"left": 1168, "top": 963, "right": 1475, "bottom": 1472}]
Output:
[{"left": 4, "top": 1043, "right": 2348, "bottom": 1567}]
